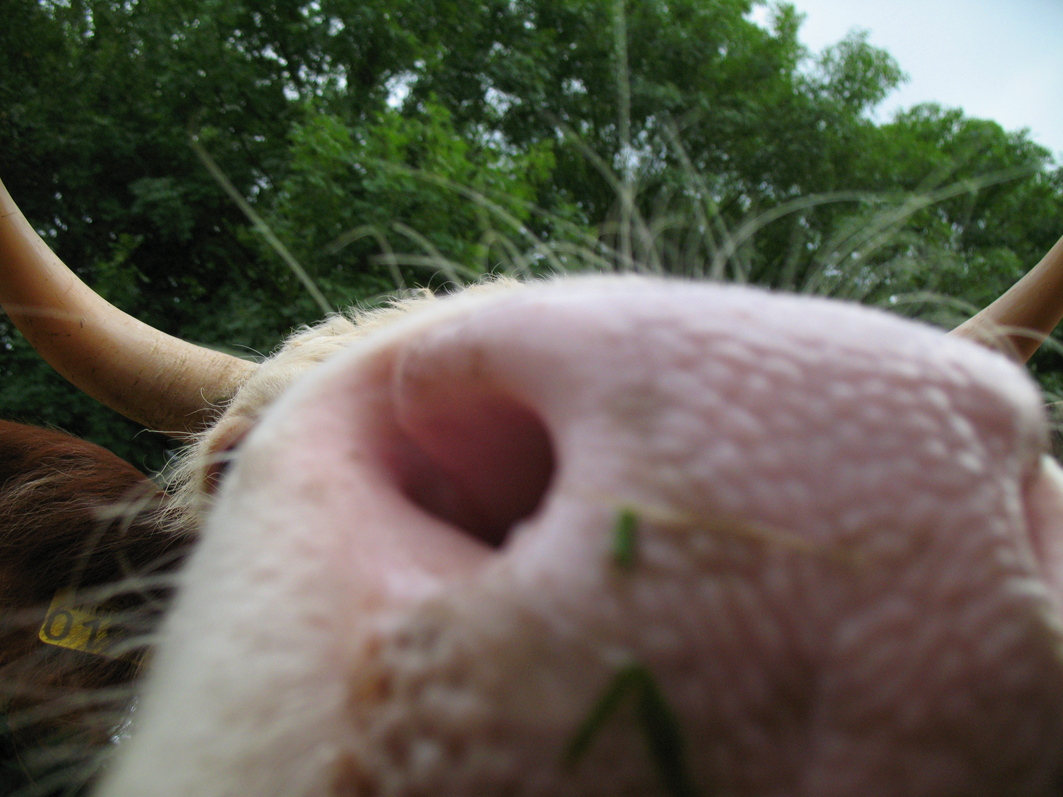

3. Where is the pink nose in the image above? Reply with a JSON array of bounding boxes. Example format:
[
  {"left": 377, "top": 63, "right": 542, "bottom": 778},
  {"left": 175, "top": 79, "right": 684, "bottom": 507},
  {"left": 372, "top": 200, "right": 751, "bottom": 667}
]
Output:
[{"left": 100, "top": 278, "right": 1063, "bottom": 797}]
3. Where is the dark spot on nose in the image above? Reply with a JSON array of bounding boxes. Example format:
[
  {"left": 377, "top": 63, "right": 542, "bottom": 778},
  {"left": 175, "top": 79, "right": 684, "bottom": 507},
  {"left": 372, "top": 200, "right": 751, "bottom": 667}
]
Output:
[{"left": 201, "top": 421, "right": 254, "bottom": 495}]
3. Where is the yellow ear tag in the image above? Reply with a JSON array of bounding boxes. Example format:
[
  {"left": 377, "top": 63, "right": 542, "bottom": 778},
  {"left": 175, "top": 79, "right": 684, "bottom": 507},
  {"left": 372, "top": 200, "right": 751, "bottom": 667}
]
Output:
[{"left": 38, "top": 590, "right": 122, "bottom": 659}]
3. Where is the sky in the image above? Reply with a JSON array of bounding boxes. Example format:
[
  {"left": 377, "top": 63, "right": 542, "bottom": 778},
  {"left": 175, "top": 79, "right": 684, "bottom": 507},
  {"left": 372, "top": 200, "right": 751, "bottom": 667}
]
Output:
[{"left": 762, "top": 0, "right": 1063, "bottom": 160}]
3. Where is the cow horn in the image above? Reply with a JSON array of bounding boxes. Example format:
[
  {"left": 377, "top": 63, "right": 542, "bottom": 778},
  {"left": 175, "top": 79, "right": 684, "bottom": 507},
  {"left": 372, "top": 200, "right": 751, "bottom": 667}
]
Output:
[
  {"left": 950, "top": 233, "right": 1063, "bottom": 362},
  {"left": 0, "top": 177, "right": 256, "bottom": 436}
]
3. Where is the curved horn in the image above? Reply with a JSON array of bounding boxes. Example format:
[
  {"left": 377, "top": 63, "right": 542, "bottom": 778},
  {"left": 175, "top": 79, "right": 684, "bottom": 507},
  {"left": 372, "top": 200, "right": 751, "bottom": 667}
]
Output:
[
  {"left": 0, "top": 177, "right": 256, "bottom": 435},
  {"left": 950, "top": 233, "right": 1063, "bottom": 362}
]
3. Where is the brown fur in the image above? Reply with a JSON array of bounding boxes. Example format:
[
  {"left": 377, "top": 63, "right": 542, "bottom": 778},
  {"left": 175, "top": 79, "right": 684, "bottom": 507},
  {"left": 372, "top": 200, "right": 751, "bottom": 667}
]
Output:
[{"left": 0, "top": 420, "right": 183, "bottom": 791}]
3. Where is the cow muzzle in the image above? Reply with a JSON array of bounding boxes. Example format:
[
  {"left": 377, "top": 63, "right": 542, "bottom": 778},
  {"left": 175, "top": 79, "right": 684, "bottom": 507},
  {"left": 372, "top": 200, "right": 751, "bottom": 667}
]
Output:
[{"left": 98, "top": 277, "right": 1063, "bottom": 797}]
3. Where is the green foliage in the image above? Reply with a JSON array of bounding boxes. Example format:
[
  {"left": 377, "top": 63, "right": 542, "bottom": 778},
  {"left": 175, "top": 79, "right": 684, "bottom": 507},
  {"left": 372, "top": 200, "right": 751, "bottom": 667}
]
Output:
[
  {"left": 612, "top": 507, "right": 639, "bottom": 570},
  {"left": 254, "top": 98, "right": 587, "bottom": 302},
  {"left": 1, "top": 0, "right": 1060, "bottom": 469},
  {"left": 564, "top": 662, "right": 698, "bottom": 797}
]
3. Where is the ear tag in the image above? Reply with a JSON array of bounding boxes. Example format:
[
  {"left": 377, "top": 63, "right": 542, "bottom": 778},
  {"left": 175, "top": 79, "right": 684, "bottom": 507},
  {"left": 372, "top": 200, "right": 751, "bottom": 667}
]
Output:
[{"left": 38, "top": 589, "right": 123, "bottom": 659}]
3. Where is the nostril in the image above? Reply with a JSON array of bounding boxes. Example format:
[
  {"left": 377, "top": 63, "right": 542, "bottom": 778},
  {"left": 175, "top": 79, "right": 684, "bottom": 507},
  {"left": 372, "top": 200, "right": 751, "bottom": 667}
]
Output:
[{"left": 389, "top": 388, "right": 555, "bottom": 549}]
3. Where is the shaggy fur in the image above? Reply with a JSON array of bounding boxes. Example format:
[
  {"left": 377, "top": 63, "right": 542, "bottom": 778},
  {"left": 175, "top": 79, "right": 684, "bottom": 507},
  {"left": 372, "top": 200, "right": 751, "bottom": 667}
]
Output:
[{"left": 0, "top": 421, "right": 178, "bottom": 791}]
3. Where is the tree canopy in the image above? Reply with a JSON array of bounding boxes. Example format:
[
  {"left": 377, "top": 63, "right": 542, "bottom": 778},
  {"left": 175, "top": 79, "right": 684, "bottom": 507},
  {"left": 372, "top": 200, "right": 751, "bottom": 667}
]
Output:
[{"left": 1, "top": 0, "right": 1061, "bottom": 470}]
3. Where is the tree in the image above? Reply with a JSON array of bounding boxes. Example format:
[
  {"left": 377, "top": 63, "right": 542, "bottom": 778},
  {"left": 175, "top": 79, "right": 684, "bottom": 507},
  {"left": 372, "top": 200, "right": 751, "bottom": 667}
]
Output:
[{"left": 1, "top": 0, "right": 1060, "bottom": 469}]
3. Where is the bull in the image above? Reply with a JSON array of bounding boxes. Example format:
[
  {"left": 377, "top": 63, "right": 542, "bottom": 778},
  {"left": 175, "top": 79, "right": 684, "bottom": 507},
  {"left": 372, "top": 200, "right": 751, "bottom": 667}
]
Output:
[{"left": 5, "top": 172, "right": 1063, "bottom": 795}]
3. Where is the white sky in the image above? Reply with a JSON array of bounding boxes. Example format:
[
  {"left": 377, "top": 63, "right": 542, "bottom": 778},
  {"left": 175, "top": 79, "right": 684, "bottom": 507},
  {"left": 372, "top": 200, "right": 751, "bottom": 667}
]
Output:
[{"left": 772, "top": 0, "right": 1063, "bottom": 160}]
